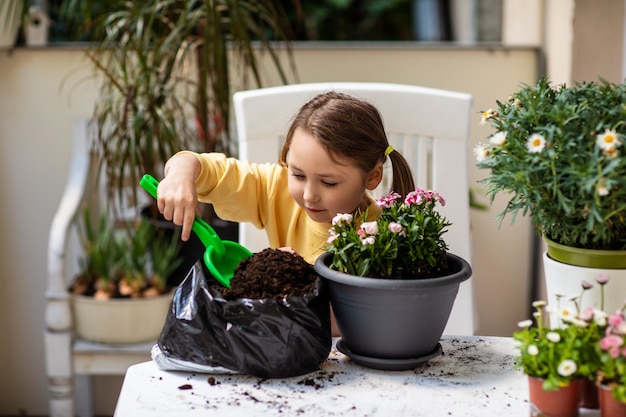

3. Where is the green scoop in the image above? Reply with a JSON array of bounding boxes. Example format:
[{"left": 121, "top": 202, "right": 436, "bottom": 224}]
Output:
[{"left": 140, "top": 174, "right": 252, "bottom": 288}]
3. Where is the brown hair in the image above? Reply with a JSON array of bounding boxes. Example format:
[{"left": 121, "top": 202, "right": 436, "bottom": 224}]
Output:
[{"left": 279, "top": 91, "right": 416, "bottom": 197}]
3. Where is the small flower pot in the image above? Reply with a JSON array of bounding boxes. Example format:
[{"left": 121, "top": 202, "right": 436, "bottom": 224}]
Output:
[
  {"left": 599, "top": 384, "right": 626, "bottom": 417},
  {"left": 314, "top": 252, "right": 471, "bottom": 366},
  {"left": 528, "top": 376, "right": 582, "bottom": 417},
  {"left": 580, "top": 378, "right": 599, "bottom": 409}
]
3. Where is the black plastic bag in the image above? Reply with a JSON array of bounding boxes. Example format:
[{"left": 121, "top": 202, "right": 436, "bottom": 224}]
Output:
[{"left": 156, "top": 261, "right": 332, "bottom": 378}]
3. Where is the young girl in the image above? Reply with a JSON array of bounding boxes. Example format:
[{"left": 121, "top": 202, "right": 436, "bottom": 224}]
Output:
[{"left": 156, "top": 91, "right": 416, "bottom": 265}]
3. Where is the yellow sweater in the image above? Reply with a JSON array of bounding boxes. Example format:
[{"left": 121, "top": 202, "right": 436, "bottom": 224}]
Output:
[{"left": 189, "top": 152, "right": 381, "bottom": 264}]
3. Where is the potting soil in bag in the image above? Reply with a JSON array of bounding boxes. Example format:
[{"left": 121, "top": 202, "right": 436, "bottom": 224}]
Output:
[{"left": 153, "top": 249, "right": 332, "bottom": 378}]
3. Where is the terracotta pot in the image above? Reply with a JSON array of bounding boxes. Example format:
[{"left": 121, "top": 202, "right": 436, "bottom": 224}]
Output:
[
  {"left": 580, "top": 378, "right": 599, "bottom": 409},
  {"left": 599, "top": 384, "right": 626, "bottom": 417},
  {"left": 528, "top": 376, "right": 582, "bottom": 417}
]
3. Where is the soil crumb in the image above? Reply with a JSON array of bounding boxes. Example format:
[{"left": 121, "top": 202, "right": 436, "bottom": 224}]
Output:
[{"left": 219, "top": 248, "right": 320, "bottom": 300}]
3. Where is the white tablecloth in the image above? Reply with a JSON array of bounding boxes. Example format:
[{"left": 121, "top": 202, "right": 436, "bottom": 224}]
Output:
[{"left": 114, "top": 336, "right": 600, "bottom": 417}]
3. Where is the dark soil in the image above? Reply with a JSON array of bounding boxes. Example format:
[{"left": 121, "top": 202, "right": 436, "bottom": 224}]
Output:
[{"left": 218, "top": 248, "right": 320, "bottom": 300}]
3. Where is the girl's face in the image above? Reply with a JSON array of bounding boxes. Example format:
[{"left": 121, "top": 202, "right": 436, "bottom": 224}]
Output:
[{"left": 287, "top": 128, "right": 382, "bottom": 223}]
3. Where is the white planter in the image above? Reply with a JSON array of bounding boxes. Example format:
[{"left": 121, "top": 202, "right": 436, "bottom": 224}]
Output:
[
  {"left": 72, "top": 292, "right": 173, "bottom": 344},
  {"left": 542, "top": 251, "right": 626, "bottom": 323}
]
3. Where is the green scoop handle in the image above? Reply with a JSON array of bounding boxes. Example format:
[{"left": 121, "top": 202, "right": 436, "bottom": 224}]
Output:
[{"left": 139, "top": 174, "right": 252, "bottom": 288}]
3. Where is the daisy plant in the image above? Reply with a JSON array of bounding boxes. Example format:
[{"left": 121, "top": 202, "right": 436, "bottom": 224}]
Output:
[
  {"left": 475, "top": 77, "right": 626, "bottom": 250},
  {"left": 326, "top": 189, "right": 450, "bottom": 279},
  {"left": 513, "top": 275, "right": 609, "bottom": 391}
]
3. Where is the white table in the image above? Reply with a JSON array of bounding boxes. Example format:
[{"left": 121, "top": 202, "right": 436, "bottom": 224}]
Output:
[{"left": 114, "top": 336, "right": 601, "bottom": 417}]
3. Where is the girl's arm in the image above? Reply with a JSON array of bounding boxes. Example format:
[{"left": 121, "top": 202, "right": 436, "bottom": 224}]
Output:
[{"left": 158, "top": 152, "right": 202, "bottom": 241}]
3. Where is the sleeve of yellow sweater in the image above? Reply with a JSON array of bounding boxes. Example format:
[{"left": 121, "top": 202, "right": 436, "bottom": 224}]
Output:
[{"left": 187, "top": 151, "right": 291, "bottom": 230}]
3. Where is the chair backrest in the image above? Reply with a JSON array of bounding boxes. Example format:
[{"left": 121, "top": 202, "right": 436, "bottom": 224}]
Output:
[{"left": 233, "top": 82, "right": 475, "bottom": 335}]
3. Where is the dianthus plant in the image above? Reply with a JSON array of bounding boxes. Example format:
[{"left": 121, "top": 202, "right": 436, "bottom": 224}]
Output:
[{"left": 326, "top": 189, "right": 450, "bottom": 279}]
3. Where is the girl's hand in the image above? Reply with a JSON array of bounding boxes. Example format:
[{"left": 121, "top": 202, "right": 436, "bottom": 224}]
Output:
[{"left": 158, "top": 153, "right": 201, "bottom": 241}]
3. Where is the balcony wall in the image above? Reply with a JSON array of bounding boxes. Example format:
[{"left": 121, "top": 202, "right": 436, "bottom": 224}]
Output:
[{"left": 0, "top": 43, "right": 538, "bottom": 415}]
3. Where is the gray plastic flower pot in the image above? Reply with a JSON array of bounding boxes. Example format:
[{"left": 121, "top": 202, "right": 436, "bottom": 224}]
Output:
[{"left": 314, "top": 252, "right": 472, "bottom": 360}]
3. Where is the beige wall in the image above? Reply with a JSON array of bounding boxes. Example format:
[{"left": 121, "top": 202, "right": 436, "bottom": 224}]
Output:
[{"left": 0, "top": 45, "right": 538, "bottom": 415}]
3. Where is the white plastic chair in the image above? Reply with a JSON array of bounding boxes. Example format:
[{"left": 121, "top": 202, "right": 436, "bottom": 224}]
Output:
[
  {"left": 45, "top": 120, "right": 154, "bottom": 417},
  {"left": 233, "top": 82, "right": 475, "bottom": 336}
]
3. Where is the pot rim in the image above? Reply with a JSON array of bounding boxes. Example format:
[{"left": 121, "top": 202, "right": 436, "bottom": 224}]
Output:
[
  {"left": 70, "top": 290, "right": 174, "bottom": 305},
  {"left": 314, "top": 252, "right": 471, "bottom": 289}
]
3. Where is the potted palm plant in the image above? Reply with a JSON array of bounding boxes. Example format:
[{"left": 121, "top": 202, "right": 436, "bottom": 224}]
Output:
[
  {"left": 475, "top": 77, "right": 626, "bottom": 319},
  {"left": 60, "top": 0, "right": 298, "bottom": 224},
  {"left": 314, "top": 188, "right": 472, "bottom": 370},
  {"left": 59, "top": 0, "right": 298, "bottom": 288},
  {"left": 1, "top": 0, "right": 23, "bottom": 48}
]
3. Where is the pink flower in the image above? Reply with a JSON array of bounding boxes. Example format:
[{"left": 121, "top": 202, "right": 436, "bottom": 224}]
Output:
[
  {"left": 360, "top": 221, "right": 379, "bottom": 235},
  {"left": 581, "top": 280, "right": 593, "bottom": 290},
  {"left": 332, "top": 213, "right": 353, "bottom": 226},
  {"left": 388, "top": 222, "right": 404, "bottom": 234},
  {"left": 608, "top": 312, "right": 625, "bottom": 327},
  {"left": 376, "top": 192, "right": 402, "bottom": 208},
  {"left": 579, "top": 306, "right": 595, "bottom": 322},
  {"left": 600, "top": 335, "right": 624, "bottom": 358},
  {"left": 404, "top": 189, "right": 425, "bottom": 206},
  {"left": 595, "top": 273, "right": 610, "bottom": 285},
  {"left": 361, "top": 236, "right": 376, "bottom": 246}
]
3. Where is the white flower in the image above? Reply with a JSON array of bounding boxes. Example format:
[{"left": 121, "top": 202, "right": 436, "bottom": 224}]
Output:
[
  {"left": 360, "top": 221, "right": 379, "bottom": 235},
  {"left": 596, "top": 129, "right": 621, "bottom": 151},
  {"left": 489, "top": 131, "right": 507, "bottom": 146},
  {"left": 527, "top": 344, "right": 539, "bottom": 356},
  {"left": 473, "top": 143, "right": 489, "bottom": 162},
  {"left": 545, "top": 305, "right": 558, "bottom": 315},
  {"left": 546, "top": 332, "right": 561, "bottom": 343},
  {"left": 480, "top": 109, "right": 496, "bottom": 125},
  {"left": 598, "top": 184, "right": 609, "bottom": 196},
  {"left": 517, "top": 319, "right": 533, "bottom": 328},
  {"left": 332, "top": 213, "right": 353, "bottom": 226},
  {"left": 526, "top": 133, "right": 546, "bottom": 153},
  {"left": 594, "top": 310, "right": 609, "bottom": 326},
  {"left": 361, "top": 236, "right": 376, "bottom": 246},
  {"left": 557, "top": 359, "right": 578, "bottom": 377},
  {"left": 559, "top": 307, "right": 576, "bottom": 322}
]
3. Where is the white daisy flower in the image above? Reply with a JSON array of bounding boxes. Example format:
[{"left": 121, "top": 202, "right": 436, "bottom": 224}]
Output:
[
  {"left": 557, "top": 359, "right": 577, "bottom": 377},
  {"left": 489, "top": 131, "right": 507, "bottom": 146},
  {"left": 527, "top": 344, "right": 539, "bottom": 356},
  {"left": 560, "top": 306, "right": 576, "bottom": 322},
  {"left": 480, "top": 109, "right": 495, "bottom": 125},
  {"left": 546, "top": 332, "right": 561, "bottom": 343},
  {"left": 596, "top": 129, "right": 621, "bottom": 151},
  {"left": 473, "top": 143, "right": 489, "bottom": 162},
  {"left": 526, "top": 133, "right": 546, "bottom": 153},
  {"left": 517, "top": 319, "right": 533, "bottom": 328}
]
